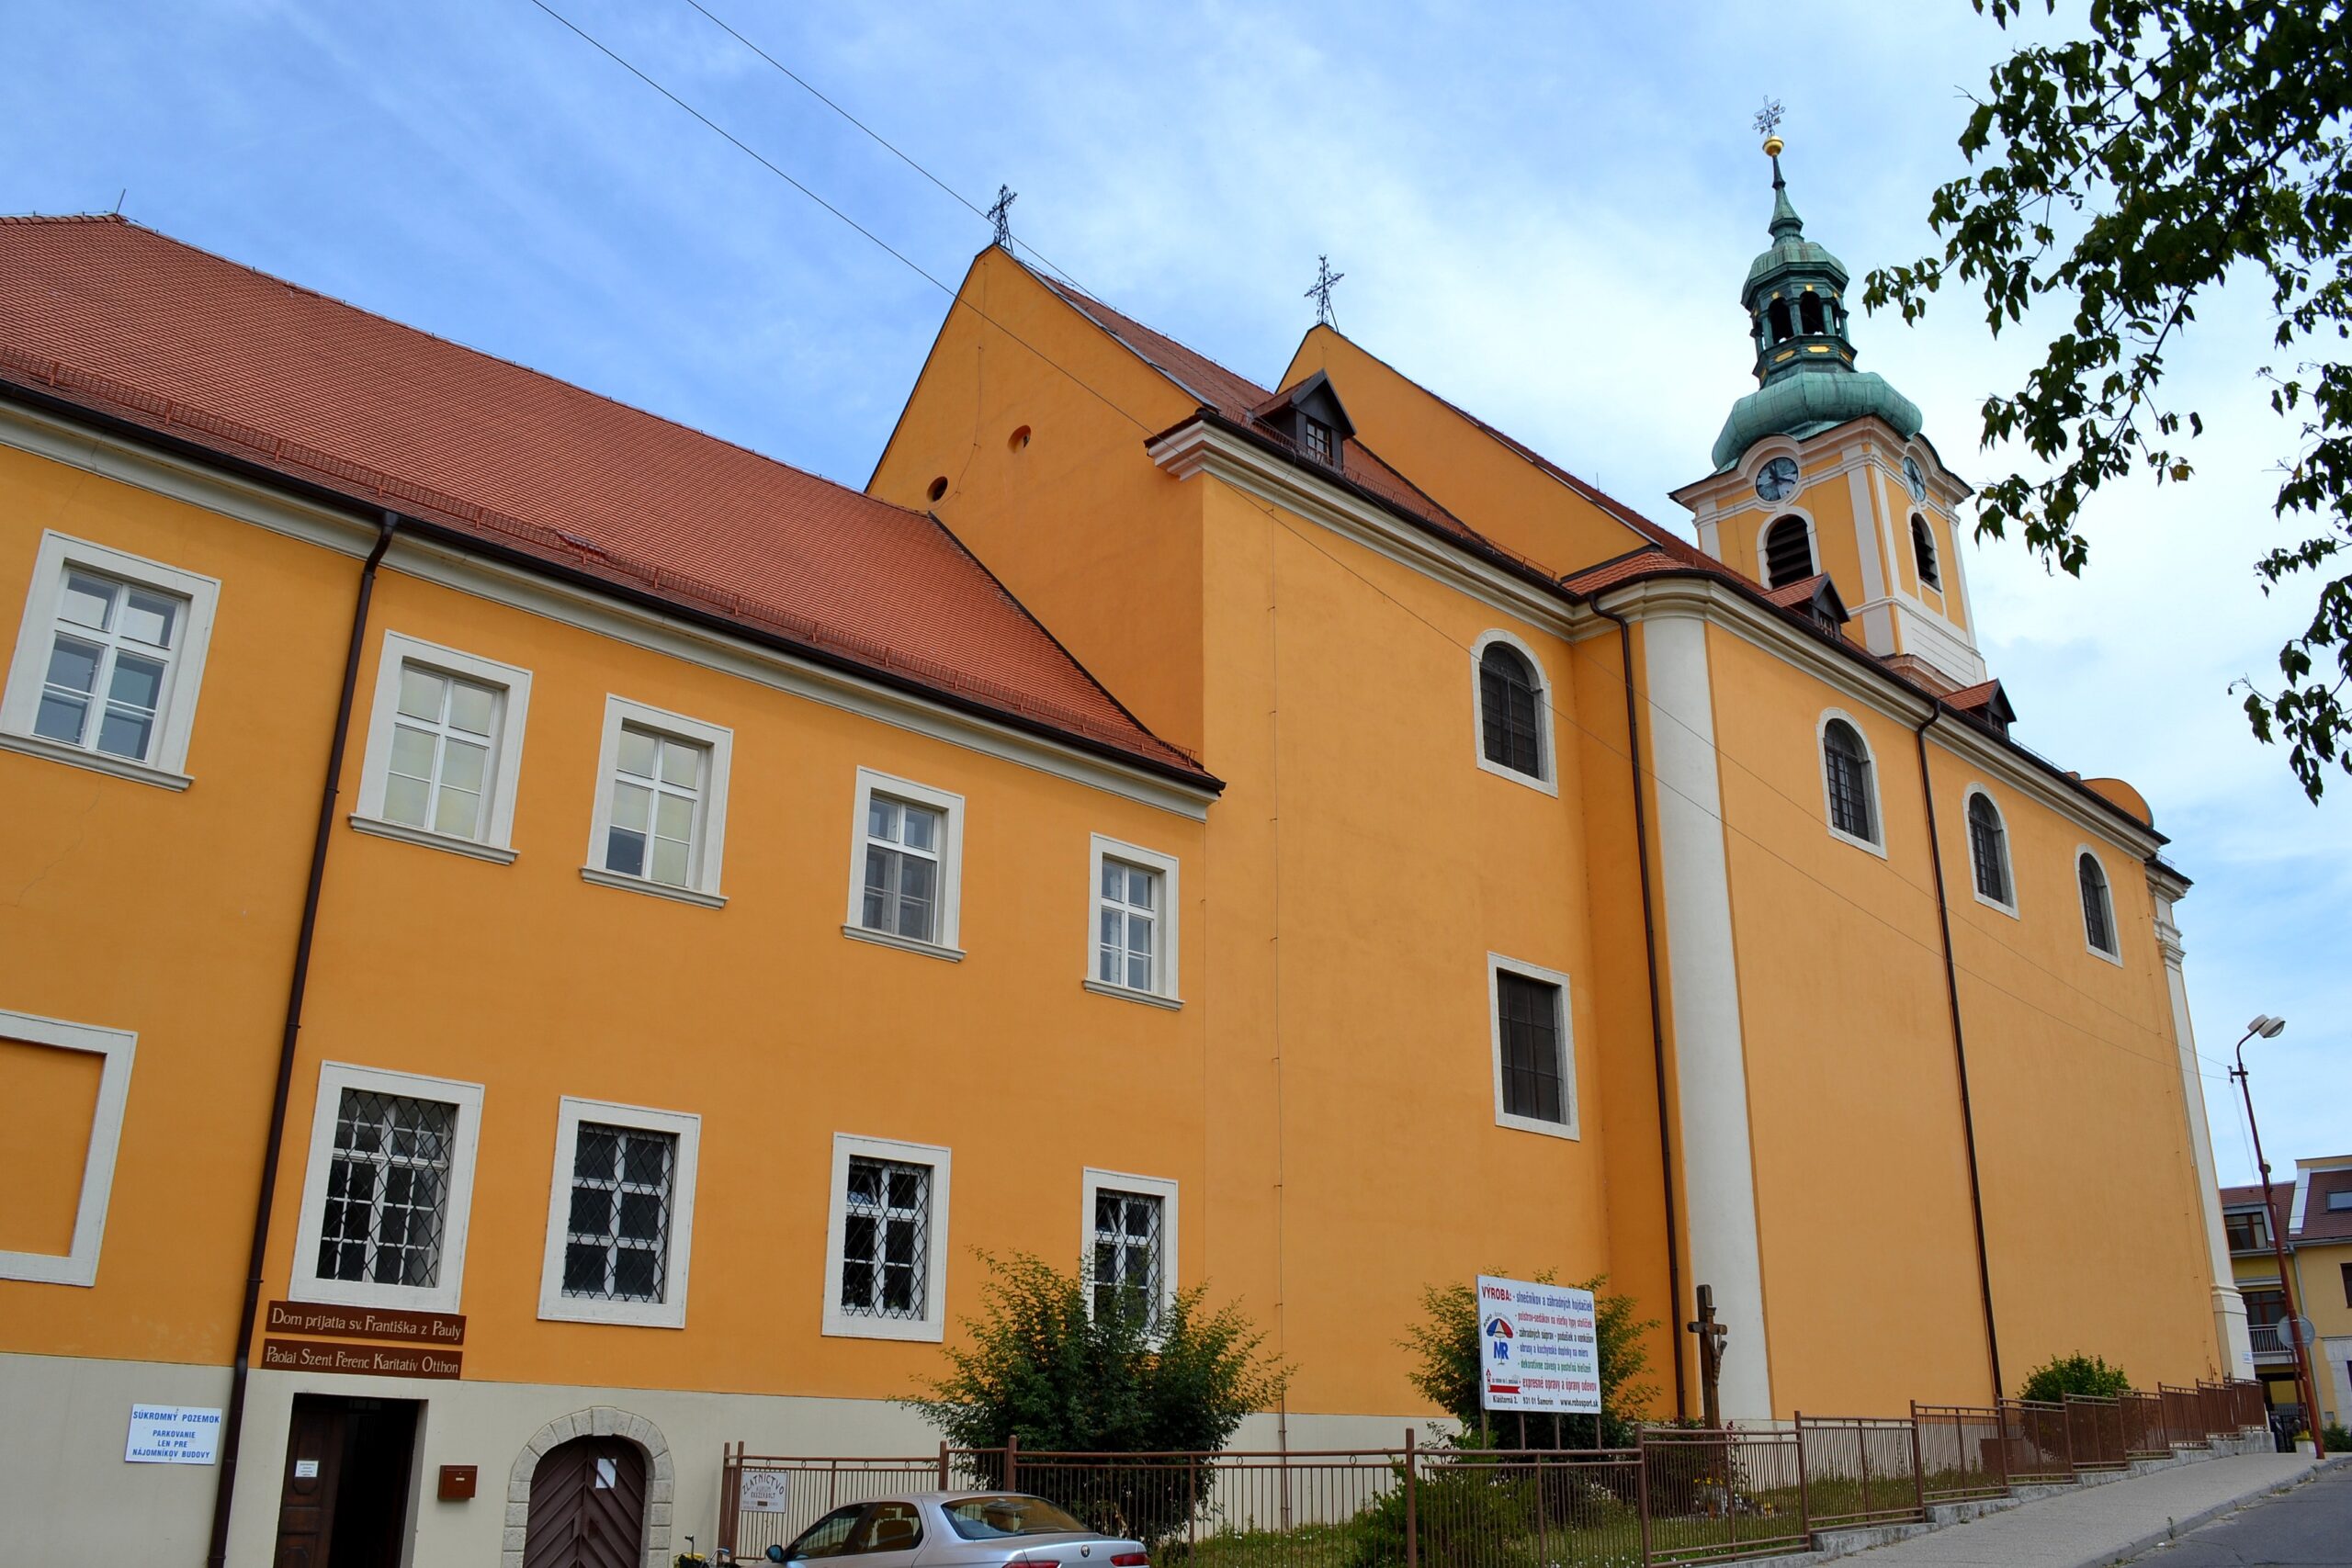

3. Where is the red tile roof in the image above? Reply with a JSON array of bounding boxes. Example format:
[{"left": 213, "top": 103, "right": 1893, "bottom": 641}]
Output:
[
  {"left": 2295, "top": 1168, "right": 2352, "bottom": 1244},
  {"left": 0, "top": 216, "right": 1207, "bottom": 783}
]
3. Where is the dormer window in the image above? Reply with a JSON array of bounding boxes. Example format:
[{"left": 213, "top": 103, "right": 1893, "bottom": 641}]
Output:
[{"left": 1301, "top": 417, "right": 1334, "bottom": 466}]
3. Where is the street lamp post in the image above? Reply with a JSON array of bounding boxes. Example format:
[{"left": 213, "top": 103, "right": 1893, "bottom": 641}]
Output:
[{"left": 2229, "top": 1014, "right": 2321, "bottom": 1446}]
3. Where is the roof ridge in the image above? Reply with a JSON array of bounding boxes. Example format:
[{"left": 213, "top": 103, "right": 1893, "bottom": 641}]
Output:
[
  {"left": 19, "top": 213, "right": 928, "bottom": 520},
  {"left": 1017, "top": 256, "right": 1276, "bottom": 407},
  {"left": 0, "top": 212, "right": 131, "bottom": 227}
]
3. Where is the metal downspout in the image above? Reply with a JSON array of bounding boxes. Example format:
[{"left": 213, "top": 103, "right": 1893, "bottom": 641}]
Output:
[
  {"left": 1913, "top": 705, "right": 2004, "bottom": 1400},
  {"left": 206, "top": 511, "right": 398, "bottom": 1568},
  {"left": 1597, "top": 604, "right": 1690, "bottom": 1420}
]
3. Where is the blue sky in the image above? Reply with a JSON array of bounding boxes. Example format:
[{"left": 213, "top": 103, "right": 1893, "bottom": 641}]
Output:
[{"left": 6, "top": 0, "right": 2341, "bottom": 1182}]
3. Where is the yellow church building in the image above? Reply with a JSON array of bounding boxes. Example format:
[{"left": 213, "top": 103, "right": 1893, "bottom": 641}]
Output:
[{"left": 0, "top": 147, "right": 2244, "bottom": 1563}]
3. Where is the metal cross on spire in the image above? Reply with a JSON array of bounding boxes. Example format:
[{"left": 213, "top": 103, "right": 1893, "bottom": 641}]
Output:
[
  {"left": 1306, "top": 254, "right": 1344, "bottom": 328},
  {"left": 1753, "top": 96, "right": 1784, "bottom": 144},
  {"left": 987, "top": 185, "right": 1016, "bottom": 248}
]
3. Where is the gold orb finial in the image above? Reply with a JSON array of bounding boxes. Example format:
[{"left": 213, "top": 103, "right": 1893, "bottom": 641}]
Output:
[{"left": 1762, "top": 133, "right": 1784, "bottom": 158}]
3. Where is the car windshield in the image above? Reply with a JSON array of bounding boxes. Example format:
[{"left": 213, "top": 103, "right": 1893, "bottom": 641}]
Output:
[{"left": 943, "top": 1495, "right": 1089, "bottom": 1540}]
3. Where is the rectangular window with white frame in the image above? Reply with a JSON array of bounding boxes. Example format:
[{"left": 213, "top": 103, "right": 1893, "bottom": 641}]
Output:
[
  {"left": 290, "top": 1062, "right": 482, "bottom": 1314},
  {"left": 582, "top": 696, "right": 732, "bottom": 908},
  {"left": 351, "top": 632, "right": 531, "bottom": 863},
  {"left": 821, "top": 1133, "right": 951, "bottom": 1341},
  {"left": 1487, "top": 953, "right": 1577, "bottom": 1139},
  {"left": 1086, "top": 835, "right": 1181, "bottom": 1004},
  {"left": 1081, "top": 1168, "right": 1179, "bottom": 1331},
  {"left": 1, "top": 531, "right": 221, "bottom": 788},
  {"left": 844, "top": 769, "right": 964, "bottom": 956},
  {"left": 537, "top": 1097, "right": 700, "bottom": 1328}
]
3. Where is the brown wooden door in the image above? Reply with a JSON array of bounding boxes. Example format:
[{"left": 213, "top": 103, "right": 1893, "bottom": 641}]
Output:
[
  {"left": 522, "top": 1436, "right": 647, "bottom": 1568},
  {"left": 273, "top": 1399, "right": 348, "bottom": 1568}
]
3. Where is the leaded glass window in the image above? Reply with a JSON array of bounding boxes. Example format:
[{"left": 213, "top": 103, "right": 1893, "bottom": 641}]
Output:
[
  {"left": 381, "top": 662, "right": 501, "bottom": 840},
  {"left": 603, "top": 724, "right": 707, "bottom": 887},
  {"left": 562, "top": 1122, "right": 676, "bottom": 1303},
  {"left": 862, "top": 795, "right": 943, "bottom": 942},
  {"left": 1091, "top": 1190, "right": 1164, "bottom": 1326},
  {"left": 31, "top": 568, "right": 184, "bottom": 764},
  {"left": 1496, "top": 972, "right": 1566, "bottom": 1125},
  {"left": 1097, "top": 858, "right": 1160, "bottom": 992},
  {"left": 1967, "top": 793, "right": 2010, "bottom": 905},
  {"left": 1478, "top": 644, "right": 1543, "bottom": 778},
  {"left": 1823, "top": 719, "right": 1876, "bottom": 842},
  {"left": 840, "top": 1156, "right": 930, "bottom": 1320},
  {"left": 318, "top": 1089, "right": 456, "bottom": 1288}
]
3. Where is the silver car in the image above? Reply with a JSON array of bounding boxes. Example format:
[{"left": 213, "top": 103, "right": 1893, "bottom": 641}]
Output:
[{"left": 750, "top": 1491, "right": 1150, "bottom": 1566}]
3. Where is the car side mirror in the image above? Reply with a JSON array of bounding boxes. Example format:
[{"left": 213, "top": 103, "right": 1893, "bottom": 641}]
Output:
[{"left": 765, "top": 1547, "right": 788, "bottom": 1562}]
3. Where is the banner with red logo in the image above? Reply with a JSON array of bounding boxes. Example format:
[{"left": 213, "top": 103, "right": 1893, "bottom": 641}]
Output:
[{"left": 1476, "top": 1275, "right": 1600, "bottom": 1415}]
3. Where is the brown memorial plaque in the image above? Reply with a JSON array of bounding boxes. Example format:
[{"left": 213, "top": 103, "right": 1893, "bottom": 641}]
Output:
[
  {"left": 263, "top": 1300, "right": 466, "bottom": 1346},
  {"left": 261, "top": 1337, "right": 463, "bottom": 1380}
]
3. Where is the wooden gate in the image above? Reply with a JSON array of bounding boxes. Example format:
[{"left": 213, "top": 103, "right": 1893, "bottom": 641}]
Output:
[{"left": 523, "top": 1436, "right": 647, "bottom": 1568}]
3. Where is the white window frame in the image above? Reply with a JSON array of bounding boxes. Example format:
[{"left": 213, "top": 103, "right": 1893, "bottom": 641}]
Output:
[
  {"left": 580, "top": 695, "right": 733, "bottom": 908},
  {"left": 820, "top": 1133, "right": 952, "bottom": 1342},
  {"left": 1085, "top": 835, "right": 1182, "bottom": 1006},
  {"left": 1469, "top": 630, "right": 1559, "bottom": 795},
  {"left": 843, "top": 768, "right": 966, "bottom": 959},
  {"left": 1486, "top": 953, "right": 1579, "bottom": 1141},
  {"left": 536, "top": 1096, "right": 701, "bottom": 1329},
  {"left": 0, "top": 1007, "right": 137, "bottom": 1286},
  {"left": 0, "top": 530, "right": 221, "bottom": 790},
  {"left": 351, "top": 631, "right": 532, "bottom": 864},
  {"left": 1962, "top": 784, "right": 2019, "bottom": 918},
  {"left": 2076, "top": 845, "right": 2123, "bottom": 965},
  {"left": 288, "top": 1061, "right": 484, "bottom": 1314},
  {"left": 1816, "top": 708, "right": 1888, "bottom": 858},
  {"left": 1080, "top": 1168, "right": 1180, "bottom": 1331}
]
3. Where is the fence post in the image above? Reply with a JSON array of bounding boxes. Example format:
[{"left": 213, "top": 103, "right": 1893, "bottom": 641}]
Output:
[
  {"left": 1992, "top": 1404, "right": 2009, "bottom": 1495},
  {"left": 718, "top": 1441, "right": 739, "bottom": 1559},
  {"left": 937, "top": 1440, "right": 949, "bottom": 1491},
  {"left": 1006, "top": 1432, "right": 1019, "bottom": 1494},
  {"left": 2060, "top": 1401, "right": 2075, "bottom": 1481},
  {"left": 1858, "top": 1412, "right": 1871, "bottom": 1513},
  {"left": 1403, "top": 1426, "right": 1418, "bottom": 1568},
  {"left": 1636, "top": 1427, "right": 1653, "bottom": 1568},
  {"left": 1188, "top": 1452, "right": 1199, "bottom": 1557},
  {"left": 1794, "top": 1414, "right": 1812, "bottom": 1546},
  {"left": 1909, "top": 1409, "right": 1926, "bottom": 1519}
]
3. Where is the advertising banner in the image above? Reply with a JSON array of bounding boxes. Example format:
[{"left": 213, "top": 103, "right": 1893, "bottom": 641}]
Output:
[{"left": 1476, "top": 1275, "right": 1600, "bottom": 1415}]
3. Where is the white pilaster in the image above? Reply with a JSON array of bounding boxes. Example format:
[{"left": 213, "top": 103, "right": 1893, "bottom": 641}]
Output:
[
  {"left": 1641, "top": 609, "right": 1774, "bottom": 1421},
  {"left": 2149, "top": 874, "right": 2252, "bottom": 1376}
]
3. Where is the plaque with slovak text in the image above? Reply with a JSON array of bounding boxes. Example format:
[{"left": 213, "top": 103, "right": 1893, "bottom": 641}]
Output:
[{"left": 263, "top": 1300, "right": 466, "bottom": 1346}]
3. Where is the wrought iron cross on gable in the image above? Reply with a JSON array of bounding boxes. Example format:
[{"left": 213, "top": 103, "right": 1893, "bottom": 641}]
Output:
[
  {"left": 987, "top": 185, "right": 1016, "bottom": 248},
  {"left": 1306, "top": 254, "right": 1344, "bottom": 327}
]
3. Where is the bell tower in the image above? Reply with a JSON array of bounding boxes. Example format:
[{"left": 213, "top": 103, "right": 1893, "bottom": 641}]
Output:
[{"left": 1672, "top": 130, "right": 1987, "bottom": 693}]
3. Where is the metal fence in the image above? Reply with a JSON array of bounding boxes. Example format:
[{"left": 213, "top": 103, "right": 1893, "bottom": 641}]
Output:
[{"left": 716, "top": 1379, "right": 2268, "bottom": 1565}]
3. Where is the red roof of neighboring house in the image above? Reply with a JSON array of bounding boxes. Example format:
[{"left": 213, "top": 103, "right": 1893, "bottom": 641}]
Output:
[
  {"left": 0, "top": 216, "right": 1207, "bottom": 784},
  {"left": 2295, "top": 1168, "right": 2352, "bottom": 1243}
]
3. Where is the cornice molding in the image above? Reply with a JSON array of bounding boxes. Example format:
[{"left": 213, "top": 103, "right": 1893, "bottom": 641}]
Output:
[
  {"left": 1148, "top": 420, "right": 1578, "bottom": 638},
  {"left": 0, "top": 398, "right": 1216, "bottom": 822}
]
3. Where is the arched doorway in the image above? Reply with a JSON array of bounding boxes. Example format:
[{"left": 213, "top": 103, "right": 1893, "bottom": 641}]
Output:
[{"left": 522, "top": 1435, "right": 646, "bottom": 1568}]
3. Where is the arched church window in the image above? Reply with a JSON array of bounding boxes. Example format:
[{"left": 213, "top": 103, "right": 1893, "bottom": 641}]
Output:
[
  {"left": 1912, "top": 513, "right": 1941, "bottom": 590},
  {"left": 1821, "top": 718, "right": 1878, "bottom": 844},
  {"left": 1800, "top": 293, "right": 1826, "bottom": 334},
  {"left": 1763, "top": 516, "right": 1815, "bottom": 589},
  {"left": 2078, "top": 852, "right": 2118, "bottom": 957},
  {"left": 1477, "top": 642, "right": 1544, "bottom": 779},
  {"left": 1967, "top": 792, "right": 2011, "bottom": 907},
  {"left": 1767, "top": 298, "right": 1793, "bottom": 342}
]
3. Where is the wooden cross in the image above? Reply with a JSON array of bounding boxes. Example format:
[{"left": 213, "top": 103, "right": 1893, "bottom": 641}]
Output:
[{"left": 1687, "top": 1283, "right": 1729, "bottom": 1429}]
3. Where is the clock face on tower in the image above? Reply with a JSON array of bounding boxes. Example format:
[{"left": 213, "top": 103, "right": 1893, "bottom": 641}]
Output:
[
  {"left": 1903, "top": 457, "right": 1928, "bottom": 503},
  {"left": 1755, "top": 457, "right": 1800, "bottom": 502}
]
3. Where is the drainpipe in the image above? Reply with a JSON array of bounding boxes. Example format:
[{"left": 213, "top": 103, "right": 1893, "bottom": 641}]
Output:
[
  {"left": 1594, "top": 604, "right": 1690, "bottom": 1420},
  {"left": 206, "top": 511, "right": 398, "bottom": 1568},
  {"left": 1912, "top": 705, "right": 2004, "bottom": 1399}
]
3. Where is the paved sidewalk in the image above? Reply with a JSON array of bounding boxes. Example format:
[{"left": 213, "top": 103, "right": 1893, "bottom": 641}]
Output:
[{"left": 1838, "top": 1451, "right": 2331, "bottom": 1567}]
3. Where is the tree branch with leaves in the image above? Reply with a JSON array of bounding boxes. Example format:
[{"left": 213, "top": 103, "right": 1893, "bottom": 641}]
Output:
[{"left": 1865, "top": 0, "right": 2352, "bottom": 798}]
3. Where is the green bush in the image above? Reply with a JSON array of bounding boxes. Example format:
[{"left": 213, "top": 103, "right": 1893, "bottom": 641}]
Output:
[
  {"left": 2017, "top": 1352, "right": 2131, "bottom": 1403},
  {"left": 905, "top": 1251, "right": 1286, "bottom": 1546},
  {"left": 2323, "top": 1422, "right": 2352, "bottom": 1453}
]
